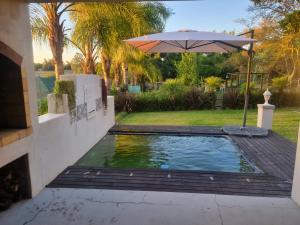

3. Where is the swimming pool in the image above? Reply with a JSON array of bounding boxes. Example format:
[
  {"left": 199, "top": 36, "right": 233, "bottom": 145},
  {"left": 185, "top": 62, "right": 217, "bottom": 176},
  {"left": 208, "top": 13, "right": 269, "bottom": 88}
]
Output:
[{"left": 77, "top": 134, "right": 259, "bottom": 173}]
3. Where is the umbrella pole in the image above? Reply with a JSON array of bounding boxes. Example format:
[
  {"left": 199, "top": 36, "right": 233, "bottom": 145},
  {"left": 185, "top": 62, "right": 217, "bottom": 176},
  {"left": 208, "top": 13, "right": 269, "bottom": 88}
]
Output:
[{"left": 242, "top": 30, "right": 254, "bottom": 128}]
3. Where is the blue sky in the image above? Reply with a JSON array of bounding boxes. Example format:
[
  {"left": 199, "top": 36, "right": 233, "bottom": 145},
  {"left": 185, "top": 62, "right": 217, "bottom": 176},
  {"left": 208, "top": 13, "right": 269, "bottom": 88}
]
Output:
[{"left": 33, "top": 0, "right": 252, "bottom": 63}]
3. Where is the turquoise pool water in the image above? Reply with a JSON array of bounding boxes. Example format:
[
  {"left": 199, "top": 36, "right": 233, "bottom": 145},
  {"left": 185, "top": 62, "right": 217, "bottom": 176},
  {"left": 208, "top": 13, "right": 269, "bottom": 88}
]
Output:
[{"left": 77, "top": 134, "right": 257, "bottom": 172}]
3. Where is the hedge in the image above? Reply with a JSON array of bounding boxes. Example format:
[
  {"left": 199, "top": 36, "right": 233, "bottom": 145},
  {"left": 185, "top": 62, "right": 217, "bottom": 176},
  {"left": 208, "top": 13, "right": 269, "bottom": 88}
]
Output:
[
  {"left": 115, "top": 88, "right": 216, "bottom": 112},
  {"left": 223, "top": 89, "right": 300, "bottom": 109},
  {"left": 115, "top": 88, "right": 300, "bottom": 113}
]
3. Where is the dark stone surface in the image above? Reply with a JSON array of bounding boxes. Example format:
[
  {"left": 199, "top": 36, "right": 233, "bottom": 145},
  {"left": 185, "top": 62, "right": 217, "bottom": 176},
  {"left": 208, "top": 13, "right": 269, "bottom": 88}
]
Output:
[{"left": 222, "top": 126, "right": 269, "bottom": 137}]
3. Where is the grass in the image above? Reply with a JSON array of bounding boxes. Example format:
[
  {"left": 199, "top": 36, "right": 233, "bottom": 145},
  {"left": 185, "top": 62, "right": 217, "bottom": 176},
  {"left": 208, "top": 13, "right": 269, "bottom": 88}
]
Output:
[{"left": 117, "top": 108, "right": 300, "bottom": 142}]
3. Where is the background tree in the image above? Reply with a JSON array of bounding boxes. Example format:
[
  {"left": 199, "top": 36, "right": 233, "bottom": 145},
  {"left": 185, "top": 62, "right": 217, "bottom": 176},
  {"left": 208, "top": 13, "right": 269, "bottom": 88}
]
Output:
[
  {"left": 70, "top": 53, "right": 84, "bottom": 74},
  {"left": 153, "top": 53, "right": 181, "bottom": 80},
  {"left": 31, "top": 3, "right": 74, "bottom": 80},
  {"left": 247, "top": 0, "right": 300, "bottom": 82},
  {"left": 176, "top": 53, "right": 200, "bottom": 85},
  {"left": 249, "top": 0, "right": 299, "bottom": 20}
]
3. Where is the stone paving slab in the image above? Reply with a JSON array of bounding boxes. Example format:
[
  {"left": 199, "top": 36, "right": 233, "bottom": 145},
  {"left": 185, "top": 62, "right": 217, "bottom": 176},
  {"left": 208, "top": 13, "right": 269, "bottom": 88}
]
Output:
[{"left": 0, "top": 188, "right": 300, "bottom": 225}]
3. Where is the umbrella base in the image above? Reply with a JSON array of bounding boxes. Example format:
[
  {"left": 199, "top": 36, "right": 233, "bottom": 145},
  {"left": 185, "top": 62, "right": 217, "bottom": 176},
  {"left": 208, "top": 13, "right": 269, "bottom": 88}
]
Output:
[{"left": 222, "top": 126, "right": 268, "bottom": 137}]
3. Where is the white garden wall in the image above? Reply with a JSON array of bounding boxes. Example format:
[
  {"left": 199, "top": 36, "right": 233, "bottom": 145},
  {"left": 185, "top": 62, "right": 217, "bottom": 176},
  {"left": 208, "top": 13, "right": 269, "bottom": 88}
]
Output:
[{"left": 37, "top": 75, "right": 115, "bottom": 193}]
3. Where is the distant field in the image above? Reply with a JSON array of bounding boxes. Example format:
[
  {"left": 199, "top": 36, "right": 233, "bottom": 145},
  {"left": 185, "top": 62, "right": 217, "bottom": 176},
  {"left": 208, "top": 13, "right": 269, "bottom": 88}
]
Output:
[
  {"left": 36, "top": 71, "right": 55, "bottom": 77},
  {"left": 117, "top": 108, "right": 300, "bottom": 142},
  {"left": 35, "top": 70, "right": 73, "bottom": 77}
]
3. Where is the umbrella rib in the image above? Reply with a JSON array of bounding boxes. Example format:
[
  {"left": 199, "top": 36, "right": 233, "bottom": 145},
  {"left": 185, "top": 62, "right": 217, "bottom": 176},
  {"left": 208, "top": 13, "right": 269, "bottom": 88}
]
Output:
[
  {"left": 135, "top": 41, "right": 159, "bottom": 49},
  {"left": 187, "top": 41, "right": 217, "bottom": 50},
  {"left": 161, "top": 40, "right": 185, "bottom": 49},
  {"left": 188, "top": 40, "right": 203, "bottom": 49},
  {"left": 187, "top": 40, "right": 247, "bottom": 52},
  {"left": 174, "top": 41, "right": 186, "bottom": 49},
  {"left": 145, "top": 41, "right": 164, "bottom": 53},
  {"left": 215, "top": 41, "right": 245, "bottom": 51},
  {"left": 146, "top": 40, "right": 186, "bottom": 52}
]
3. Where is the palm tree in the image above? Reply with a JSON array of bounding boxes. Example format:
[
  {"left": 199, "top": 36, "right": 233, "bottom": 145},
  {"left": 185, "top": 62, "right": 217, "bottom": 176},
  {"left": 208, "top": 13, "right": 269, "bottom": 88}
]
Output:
[
  {"left": 69, "top": 2, "right": 170, "bottom": 89},
  {"left": 30, "top": 3, "right": 74, "bottom": 80},
  {"left": 112, "top": 44, "right": 135, "bottom": 87},
  {"left": 128, "top": 50, "right": 162, "bottom": 87}
]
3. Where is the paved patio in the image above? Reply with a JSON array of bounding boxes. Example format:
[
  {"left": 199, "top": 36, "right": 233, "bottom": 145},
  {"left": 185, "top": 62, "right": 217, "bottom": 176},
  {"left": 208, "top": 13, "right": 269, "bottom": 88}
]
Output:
[{"left": 0, "top": 188, "right": 300, "bottom": 225}]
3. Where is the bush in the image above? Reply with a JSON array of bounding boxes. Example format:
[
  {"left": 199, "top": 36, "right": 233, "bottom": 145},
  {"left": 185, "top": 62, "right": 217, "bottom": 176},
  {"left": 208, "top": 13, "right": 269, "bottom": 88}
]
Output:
[
  {"left": 270, "top": 90, "right": 300, "bottom": 107},
  {"left": 116, "top": 85, "right": 300, "bottom": 113},
  {"left": 205, "top": 76, "right": 223, "bottom": 92},
  {"left": 159, "top": 79, "right": 187, "bottom": 96},
  {"left": 239, "top": 82, "right": 256, "bottom": 95},
  {"left": 115, "top": 86, "right": 215, "bottom": 112},
  {"left": 53, "top": 80, "right": 76, "bottom": 110},
  {"left": 176, "top": 53, "right": 200, "bottom": 85},
  {"left": 223, "top": 89, "right": 300, "bottom": 109},
  {"left": 272, "top": 76, "right": 289, "bottom": 91},
  {"left": 38, "top": 97, "right": 48, "bottom": 115},
  {"left": 223, "top": 89, "right": 244, "bottom": 109}
]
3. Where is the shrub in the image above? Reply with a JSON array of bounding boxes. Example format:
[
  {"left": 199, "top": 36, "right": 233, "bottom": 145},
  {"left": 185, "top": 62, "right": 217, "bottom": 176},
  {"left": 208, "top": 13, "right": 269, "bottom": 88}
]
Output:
[
  {"left": 115, "top": 86, "right": 215, "bottom": 112},
  {"left": 53, "top": 80, "right": 76, "bottom": 110},
  {"left": 204, "top": 76, "right": 223, "bottom": 92},
  {"left": 114, "top": 92, "right": 136, "bottom": 112},
  {"left": 272, "top": 76, "right": 289, "bottom": 91},
  {"left": 159, "top": 79, "right": 187, "bottom": 97},
  {"left": 270, "top": 90, "right": 300, "bottom": 107},
  {"left": 176, "top": 53, "right": 200, "bottom": 85},
  {"left": 223, "top": 89, "right": 300, "bottom": 109},
  {"left": 38, "top": 97, "right": 48, "bottom": 115},
  {"left": 239, "top": 82, "right": 256, "bottom": 95},
  {"left": 223, "top": 89, "right": 244, "bottom": 109}
]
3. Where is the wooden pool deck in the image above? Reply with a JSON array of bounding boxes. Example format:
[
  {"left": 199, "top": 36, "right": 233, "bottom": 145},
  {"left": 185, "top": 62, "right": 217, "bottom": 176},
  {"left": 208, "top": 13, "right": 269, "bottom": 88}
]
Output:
[{"left": 48, "top": 125, "right": 297, "bottom": 197}]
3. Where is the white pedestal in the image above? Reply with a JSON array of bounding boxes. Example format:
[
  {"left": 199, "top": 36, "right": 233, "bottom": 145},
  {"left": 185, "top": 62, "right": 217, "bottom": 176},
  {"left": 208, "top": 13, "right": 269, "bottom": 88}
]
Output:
[
  {"left": 292, "top": 125, "right": 300, "bottom": 206},
  {"left": 257, "top": 104, "right": 275, "bottom": 130}
]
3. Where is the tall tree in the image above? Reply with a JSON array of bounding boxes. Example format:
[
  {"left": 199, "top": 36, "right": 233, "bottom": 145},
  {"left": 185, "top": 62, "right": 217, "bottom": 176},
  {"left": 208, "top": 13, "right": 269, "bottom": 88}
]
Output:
[{"left": 31, "top": 3, "right": 74, "bottom": 80}]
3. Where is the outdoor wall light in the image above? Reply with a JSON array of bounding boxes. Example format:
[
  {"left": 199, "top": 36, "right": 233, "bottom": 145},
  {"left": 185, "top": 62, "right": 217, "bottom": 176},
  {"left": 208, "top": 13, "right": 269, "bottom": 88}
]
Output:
[{"left": 263, "top": 89, "right": 272, "bottom": 105}]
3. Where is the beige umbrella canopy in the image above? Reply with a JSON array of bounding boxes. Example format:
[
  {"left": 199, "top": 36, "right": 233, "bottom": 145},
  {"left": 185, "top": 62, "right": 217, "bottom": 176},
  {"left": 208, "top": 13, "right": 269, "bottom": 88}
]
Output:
[
  {"left": 125, "top": 29, "right": 255, "bottom": 53},
  {"left": 125, "top": 29, "right": 257, "bottom": 129}
]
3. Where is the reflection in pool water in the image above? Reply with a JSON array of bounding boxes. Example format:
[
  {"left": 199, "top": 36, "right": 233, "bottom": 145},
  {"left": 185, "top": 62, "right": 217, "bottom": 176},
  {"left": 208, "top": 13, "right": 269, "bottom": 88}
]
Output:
[{"left": 77, "top": 134, "right": 257, "bottom": 173}]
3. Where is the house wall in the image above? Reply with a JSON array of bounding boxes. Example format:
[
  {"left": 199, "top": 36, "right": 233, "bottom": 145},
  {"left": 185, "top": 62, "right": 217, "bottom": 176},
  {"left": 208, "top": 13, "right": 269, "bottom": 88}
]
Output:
[{"left": 0, "top": 0, "right": 115, "bottom": 197}]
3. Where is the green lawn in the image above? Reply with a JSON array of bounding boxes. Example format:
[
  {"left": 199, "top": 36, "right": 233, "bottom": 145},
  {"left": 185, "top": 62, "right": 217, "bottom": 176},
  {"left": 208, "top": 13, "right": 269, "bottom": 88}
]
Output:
[{"left": 117, "top": 108, "right": 300, "bottom": 142}]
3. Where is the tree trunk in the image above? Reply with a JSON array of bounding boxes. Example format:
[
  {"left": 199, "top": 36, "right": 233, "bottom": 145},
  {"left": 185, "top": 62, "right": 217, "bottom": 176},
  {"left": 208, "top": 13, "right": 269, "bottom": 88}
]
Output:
[
  {"left": 50, "top": 41, "right": 64, "bottom": 80},
  {"left": 133, "top": 74, "right": 138, "bottom": 85},
  {"left": 121, "top": 62, "right": 128, "bottom": 86},
  {"left": 46, "top": 3, "right": 65, "bottom": 81},
  {"left": 101, "top": 52, "right": 111, "bottom": 90},
  {"left": 84, "top": 43, "right": 96, "bottom": 74},
  {"left": 114, "top": 64, "right": 121, "bottom": 87},
  {"left": 289, "top": 59, "right": 300, "bottom": 81},
  {"left": 54, "top": 59, "right": 64, "bottom": 80}
]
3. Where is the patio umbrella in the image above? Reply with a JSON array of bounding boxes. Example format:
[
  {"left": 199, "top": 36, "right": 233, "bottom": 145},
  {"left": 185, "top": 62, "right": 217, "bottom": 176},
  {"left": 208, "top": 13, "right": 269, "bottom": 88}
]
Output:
[{"left": 124, "top": 29, "right": 256, "bottom": 128}]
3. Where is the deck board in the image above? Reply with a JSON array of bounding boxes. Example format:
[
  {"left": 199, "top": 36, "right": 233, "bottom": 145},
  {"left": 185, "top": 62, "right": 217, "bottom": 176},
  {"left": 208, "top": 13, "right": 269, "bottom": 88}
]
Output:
[
  {"left": 49, "top": 167, "right": 291, "bottom": 197},
  {"left": 48, "top": 125, "right": 296, "bottom": 197}
]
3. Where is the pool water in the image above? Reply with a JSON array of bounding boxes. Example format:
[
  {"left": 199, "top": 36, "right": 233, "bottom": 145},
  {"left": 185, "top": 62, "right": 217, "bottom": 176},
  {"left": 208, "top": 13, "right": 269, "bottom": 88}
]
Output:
[{"left": 77, "top": 134, "right": 257, "bottom": 173}]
